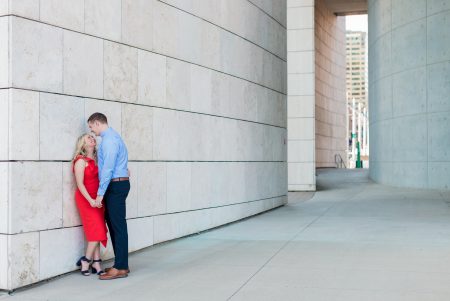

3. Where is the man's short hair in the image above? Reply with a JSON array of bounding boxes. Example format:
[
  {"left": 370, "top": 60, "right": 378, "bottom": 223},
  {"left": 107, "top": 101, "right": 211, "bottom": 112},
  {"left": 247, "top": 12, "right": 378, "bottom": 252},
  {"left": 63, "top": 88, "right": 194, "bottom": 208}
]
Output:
[{"left": 87, "top": 112, "right": 108, "bottom": 124}]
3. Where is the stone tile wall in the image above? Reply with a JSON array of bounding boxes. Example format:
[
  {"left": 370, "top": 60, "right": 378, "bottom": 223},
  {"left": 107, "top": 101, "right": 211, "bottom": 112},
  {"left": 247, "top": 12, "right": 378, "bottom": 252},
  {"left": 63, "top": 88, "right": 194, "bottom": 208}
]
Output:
[
  {"left": 287, "top": 0, "right": 316, "bottom": 191},
  {"left": 369, "top": 0, "right": 450, "bottom": 189},
  {"left": 314, "top": 0, "right": 347, "bottom": 168},
  {"left": 0, "top": 0, "right": 287, "bottom": 290}
]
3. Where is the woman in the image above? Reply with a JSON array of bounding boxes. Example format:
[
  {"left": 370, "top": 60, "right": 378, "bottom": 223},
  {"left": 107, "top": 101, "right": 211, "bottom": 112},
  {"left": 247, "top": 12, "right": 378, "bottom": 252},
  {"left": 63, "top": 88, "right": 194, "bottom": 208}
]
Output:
[{"left": 72, "top": 134, "right": 107, "bottom": 276}]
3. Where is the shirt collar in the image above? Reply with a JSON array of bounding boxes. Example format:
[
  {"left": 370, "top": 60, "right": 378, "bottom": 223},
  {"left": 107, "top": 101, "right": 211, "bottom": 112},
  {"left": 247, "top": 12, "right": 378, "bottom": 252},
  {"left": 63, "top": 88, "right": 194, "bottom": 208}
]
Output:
[{"left": 100, "top": 127, "right": 112, "bottom": 138}]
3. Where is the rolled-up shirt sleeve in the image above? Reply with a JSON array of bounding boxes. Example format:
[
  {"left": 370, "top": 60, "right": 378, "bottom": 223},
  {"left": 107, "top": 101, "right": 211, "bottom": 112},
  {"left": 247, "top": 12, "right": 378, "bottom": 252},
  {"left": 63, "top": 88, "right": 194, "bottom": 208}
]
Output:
[{"left": 98, "top": 138, "right": 119, "bottom": 196}]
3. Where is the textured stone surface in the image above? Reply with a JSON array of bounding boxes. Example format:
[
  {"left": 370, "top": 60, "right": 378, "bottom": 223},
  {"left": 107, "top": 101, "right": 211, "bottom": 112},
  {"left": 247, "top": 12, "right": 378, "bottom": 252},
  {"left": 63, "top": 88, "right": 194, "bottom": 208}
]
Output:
[
  {"left": 128, "top": 217, "right": 154, "bottom": 252},
  {"left": 39, "top": 93, "right": 85, "bottom": 160},
  {"left": 40, "top": 0, "right": 84, "bottom": 32},
  {"left": 104, "top": 41, "right": 138, "bottom": 103},
  {"left": 0, "top": 90, "right": 8, "bottom": 160},
  {"left": 0, "top": 234, "right": 6, "bottom": 289},
  {"left": 369, "top": 0, "right": 450, "bottom": 189},
  {"left": 62, "top": 162, "right": 81, "bottom": 228},
  {"left": 122, "top": 0, "right": 153, "bottom": 50},
  {"left": 85, "top": 0, "right": 121, "bottom": 41},
  {"left": 39, "top": 227, "right": 85, "bottom": 280},
  {"left": 0, "top": 163, "right": 7, "bottom": 234},
  {"left": 138, "top": 162, "right": 167, "bottom": 216},
  {"left": 10, "top": 17, "right": 63, "bottom": 93},
  {"left": 63, "top": 31, "right": 103, "bottom": 98},
  {"left": 9, "top": 89, "right": 39, "bottom": 160},
  {"left": 0, "top": 17, "right": 8, "bottom": 88},
  {"left": 138, "top": 50, "right": 167, "bottom": 107},
  {"left": 8, "top": 232, "right": 40, "bottom": 289},
  {"left": 122, "top": 104, "right": 153, "bottom": 160},
  {"left": 9, "top": 162, "right": 63, "bottom": 233}
]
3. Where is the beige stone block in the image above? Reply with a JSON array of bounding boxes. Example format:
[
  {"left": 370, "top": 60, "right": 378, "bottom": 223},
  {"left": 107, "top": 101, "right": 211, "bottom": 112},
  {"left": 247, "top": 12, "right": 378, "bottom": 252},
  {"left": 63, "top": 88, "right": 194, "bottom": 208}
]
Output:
[
  {"left": 190, "top": 65, "right": 212, "bottom": 114},
  {"left": 200, "top": 21, "right": 221, "bottom": 69},
  {"left": 258, "top": 89, "right": 286, "bottom": 127},
  {"left": 0, "top": 163, "right": 7, "bottom": 233},
  {"left": 153, "top": 210, "right": 211, "bottom": 244},
  {"left": 39, "top": 227, "right": 84, "bottom": 280},
  {"left": 9, "top": 162, "right": 63, "bottom": 233},
  {"left": 166, "top": 58, "right": 191, "bottom": 111},
  {"left": 138, "top": 50, "right": 166, "bottom": 107},
  {"left": 122, "top": 0, "right": 153, "bottom": 50},
  {"left": 128, "top": 217, "right": 153, "bottom": 252},
  {"left": 288, "top": 95, "right": 314, "bottom": 118},
  {"left": 288, "top": 117, "right": 314, "bottom": 140},
  {"left": 288, "top": 140, "right": 314, "bottom": 163},
  {"left": 85, "top": 0, "right": 121, "bottom": 41},
  {"left": 122, "top": 104, "right": 153, "bottom": 160},
  {"left": 287, "top": 29, "right": 314, "bottom": 52},
  {"left": 0, "top": 1, "right": 8, "bottom": 15},
  {"left": 211, "top": 72, "right": 230, "bottom": 117},
  {"left": 104, "top": 41, "right": 138, "bottom": 103},
  {"left": 138, "top": 162, "right": 167, "bottom": 216},
  {"left": 153, "top": 1, "right": 179, "bottom": 57},
  {"left": 62, "top": 162, "right": 81, "bottom": 227},
  {"left": 0, "top": 90, "right": 8, "bottom": 159},
  {"left": 9, "top": 0, "right": 39, "bottom": 19},
  {"left": 40, "top": 0, "right": 84, "bottom": 31},
  {"left": 288, "top": 162, "right": 315, "bottom": 185},
  {"left": 40, "top": 93, "right": 85, "bottom": 160},
  {"left": 84, "top": 98, "right": 122, "bottom": 135},
  {"left": 288, "top": 51, "right": 314, "bottom": 74},
  {"left": 166, "top": 162, "right": 192, "bottom": 213},
  {"left": 0, "top": 234, "right": 6, "bottom": 289},
  {"left": 287, "top": 6, "right": 313, "bottom": 29},
  {"left": 0, "top": 17, "right": 8, "bottom": 88},
  {"left": 288, "top": 73, "right": 314, "bottom": 96},
  {"left": 8, "top": 232, "right": 39, "bottom": 289},
  {"left": 126, "top": 162, "right": 138, "bottom": 219},
  {"left": 153, "top": 108, "right": 199, "bottom": 160},
  {"left": 9, "top": 89, "right": 39, "bottom": 160},
  {"left": 11, "top": 17, "right": 63, "bottom": 93},
  {"left": 63, "top": 30, "right": 103, "bottom": 99}
]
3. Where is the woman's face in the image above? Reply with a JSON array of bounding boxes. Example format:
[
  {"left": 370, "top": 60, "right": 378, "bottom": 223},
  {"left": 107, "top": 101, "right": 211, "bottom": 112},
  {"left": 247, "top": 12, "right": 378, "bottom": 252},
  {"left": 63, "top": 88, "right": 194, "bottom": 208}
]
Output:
[{"left": 84, "top": 135, "right": 97, "bottom": 148}]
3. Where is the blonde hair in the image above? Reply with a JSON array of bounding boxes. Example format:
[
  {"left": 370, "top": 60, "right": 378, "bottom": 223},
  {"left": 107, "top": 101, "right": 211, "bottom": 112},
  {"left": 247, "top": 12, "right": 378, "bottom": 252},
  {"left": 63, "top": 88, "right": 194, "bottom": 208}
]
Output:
[{"left": 72, "top": 134, "right": 97, "bottom": 162}]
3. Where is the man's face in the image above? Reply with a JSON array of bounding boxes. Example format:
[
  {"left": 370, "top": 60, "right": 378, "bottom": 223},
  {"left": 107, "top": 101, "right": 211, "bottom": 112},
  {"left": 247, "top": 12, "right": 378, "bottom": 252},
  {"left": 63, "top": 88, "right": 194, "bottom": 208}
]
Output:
[{"left": 88, "top": 121, "right": 101, "bottom": 136}]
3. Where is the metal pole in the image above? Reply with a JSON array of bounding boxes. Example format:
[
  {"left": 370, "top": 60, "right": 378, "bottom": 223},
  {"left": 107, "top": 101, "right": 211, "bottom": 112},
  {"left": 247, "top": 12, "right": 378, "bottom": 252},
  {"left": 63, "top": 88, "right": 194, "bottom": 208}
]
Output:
[{"left": 352, "top": 98, "right": 356, "bottom": 168}]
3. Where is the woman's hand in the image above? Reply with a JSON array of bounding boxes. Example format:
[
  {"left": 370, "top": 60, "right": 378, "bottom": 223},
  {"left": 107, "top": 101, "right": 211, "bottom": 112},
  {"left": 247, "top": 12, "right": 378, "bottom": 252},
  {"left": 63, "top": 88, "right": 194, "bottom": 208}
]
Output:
[{"left": 88, "top": 198, "right": 98, "bottom": 208}]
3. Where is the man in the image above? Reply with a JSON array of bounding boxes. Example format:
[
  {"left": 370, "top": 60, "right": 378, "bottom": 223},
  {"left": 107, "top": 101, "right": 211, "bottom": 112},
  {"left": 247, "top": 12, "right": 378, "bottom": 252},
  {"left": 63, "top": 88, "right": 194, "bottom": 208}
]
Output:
[{"left": 88, "top": 112, "right": 130, "bottom": 280}]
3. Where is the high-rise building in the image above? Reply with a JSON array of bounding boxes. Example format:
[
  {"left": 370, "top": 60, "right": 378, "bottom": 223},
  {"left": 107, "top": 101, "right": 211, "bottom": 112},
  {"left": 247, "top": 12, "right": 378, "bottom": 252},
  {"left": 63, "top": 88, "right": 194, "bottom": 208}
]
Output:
[
  {"left": 346, "top": 31, "right": 367, "bottom": 106},
  {"left": 346, "top": 31, "right": 369, "bottom": 164}
]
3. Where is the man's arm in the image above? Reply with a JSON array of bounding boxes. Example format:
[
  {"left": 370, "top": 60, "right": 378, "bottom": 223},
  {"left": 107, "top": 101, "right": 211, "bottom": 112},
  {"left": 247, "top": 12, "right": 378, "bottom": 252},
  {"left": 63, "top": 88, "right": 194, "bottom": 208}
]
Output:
[{"left": 97, "top": 137, "right": 119, "bottom": 197}]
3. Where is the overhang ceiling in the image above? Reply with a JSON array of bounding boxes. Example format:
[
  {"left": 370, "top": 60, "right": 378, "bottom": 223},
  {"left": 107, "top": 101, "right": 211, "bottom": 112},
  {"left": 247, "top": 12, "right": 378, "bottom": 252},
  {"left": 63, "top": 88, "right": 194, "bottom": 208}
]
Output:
[{"left": 323, "top": 0, "right": 368, "bottom": 15}]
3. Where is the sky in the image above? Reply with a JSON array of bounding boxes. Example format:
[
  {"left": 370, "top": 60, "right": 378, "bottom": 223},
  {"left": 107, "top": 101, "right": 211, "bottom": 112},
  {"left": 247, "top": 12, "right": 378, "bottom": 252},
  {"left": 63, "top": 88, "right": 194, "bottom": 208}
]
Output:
[{"left": 345, "top": 15, "right": 368, "bottom": 32}]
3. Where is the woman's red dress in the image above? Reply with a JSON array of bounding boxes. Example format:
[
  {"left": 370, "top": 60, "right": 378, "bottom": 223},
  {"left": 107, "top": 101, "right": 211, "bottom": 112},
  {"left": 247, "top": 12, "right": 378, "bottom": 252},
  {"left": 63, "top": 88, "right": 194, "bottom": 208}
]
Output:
[{"left": 73, "top": 155, "right": 107, "bottom": 247}]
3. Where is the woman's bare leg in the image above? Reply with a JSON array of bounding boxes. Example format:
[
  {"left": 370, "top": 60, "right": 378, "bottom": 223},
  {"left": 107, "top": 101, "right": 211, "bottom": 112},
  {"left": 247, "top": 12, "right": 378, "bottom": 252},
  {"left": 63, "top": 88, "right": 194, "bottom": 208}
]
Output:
[
  {"left": 92, "top": 243, "right": 102, "bottom": 272},
  {"left": 82, "top": 242, "right": 97, "bottom": 272}
]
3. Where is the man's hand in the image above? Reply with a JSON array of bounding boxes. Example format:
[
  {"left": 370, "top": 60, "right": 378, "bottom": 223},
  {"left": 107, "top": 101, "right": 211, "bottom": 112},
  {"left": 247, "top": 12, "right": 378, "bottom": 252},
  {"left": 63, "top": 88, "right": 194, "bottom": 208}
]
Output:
[
  {"left": 88, "top": 198, "right": 97, "bottom": 208},
  {"left": 95, "top": 195, "right": 104, "bottom": 208}
]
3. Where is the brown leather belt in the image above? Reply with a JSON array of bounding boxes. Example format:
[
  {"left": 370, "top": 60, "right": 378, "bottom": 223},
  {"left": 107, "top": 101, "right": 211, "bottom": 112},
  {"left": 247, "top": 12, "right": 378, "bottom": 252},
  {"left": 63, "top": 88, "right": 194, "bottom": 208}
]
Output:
[{"left": 111, "top": 177, "right": 129, "bottom": 182}]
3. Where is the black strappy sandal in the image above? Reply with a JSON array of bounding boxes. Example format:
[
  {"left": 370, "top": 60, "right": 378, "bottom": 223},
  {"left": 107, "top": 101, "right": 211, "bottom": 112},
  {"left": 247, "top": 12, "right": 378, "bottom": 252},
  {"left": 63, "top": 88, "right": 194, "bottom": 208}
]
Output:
[
  {"left": 91, "top": 259, "right": 105, "bottom": 275},
  {"left": 76, "top": 256, "right": 92, "bottom": 276}
]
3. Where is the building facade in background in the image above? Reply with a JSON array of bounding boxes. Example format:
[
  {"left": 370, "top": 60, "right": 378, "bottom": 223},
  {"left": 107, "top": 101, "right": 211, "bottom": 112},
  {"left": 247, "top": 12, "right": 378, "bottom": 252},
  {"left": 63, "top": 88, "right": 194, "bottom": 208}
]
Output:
[{"left": 346, "top": 30, "right": 369, "bottom": 166}]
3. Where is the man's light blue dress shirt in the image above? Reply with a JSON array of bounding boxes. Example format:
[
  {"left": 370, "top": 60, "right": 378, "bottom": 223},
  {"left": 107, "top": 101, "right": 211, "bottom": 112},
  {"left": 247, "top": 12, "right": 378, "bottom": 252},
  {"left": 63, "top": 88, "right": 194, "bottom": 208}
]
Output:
[{"left": 97, "top": 127, "right": 129, "bottom": 196}]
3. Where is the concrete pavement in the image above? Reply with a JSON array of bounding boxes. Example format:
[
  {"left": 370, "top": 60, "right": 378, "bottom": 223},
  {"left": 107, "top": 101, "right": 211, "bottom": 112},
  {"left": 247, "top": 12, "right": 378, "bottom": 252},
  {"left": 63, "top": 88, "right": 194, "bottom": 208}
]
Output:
[{"left": 3, "top": 168, "right": 450, "bottom": 300}]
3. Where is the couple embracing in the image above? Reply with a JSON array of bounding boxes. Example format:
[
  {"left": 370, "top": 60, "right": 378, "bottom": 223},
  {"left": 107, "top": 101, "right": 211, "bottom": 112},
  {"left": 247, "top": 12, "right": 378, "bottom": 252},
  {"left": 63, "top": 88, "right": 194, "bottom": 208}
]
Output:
[{"left": 72, "top": 113, "right": 130, "bottom": 280}]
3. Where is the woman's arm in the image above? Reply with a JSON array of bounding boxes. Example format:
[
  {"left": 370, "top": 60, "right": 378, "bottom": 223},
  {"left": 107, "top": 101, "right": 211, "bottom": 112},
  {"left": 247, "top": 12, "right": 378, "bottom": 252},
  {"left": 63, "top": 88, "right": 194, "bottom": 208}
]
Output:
[{"left": 74, "top": 159, "right": 97, "bottom": 207}]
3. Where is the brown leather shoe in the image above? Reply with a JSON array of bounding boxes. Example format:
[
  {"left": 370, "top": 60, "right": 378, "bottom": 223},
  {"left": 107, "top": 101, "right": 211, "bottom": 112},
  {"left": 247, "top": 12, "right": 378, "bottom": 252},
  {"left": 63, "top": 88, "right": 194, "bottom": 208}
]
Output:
[
  {"left": 98, "top": 268, "right": 128, "bottom": 280},
  {"left": 104, "top": 267, "right": 130, "bottom": 273}
]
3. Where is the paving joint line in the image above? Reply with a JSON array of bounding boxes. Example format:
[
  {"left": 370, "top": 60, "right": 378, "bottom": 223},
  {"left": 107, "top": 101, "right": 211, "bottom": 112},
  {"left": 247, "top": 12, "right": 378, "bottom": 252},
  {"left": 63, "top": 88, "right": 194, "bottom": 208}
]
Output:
[{"left": 226, "top": 185, "right": 368, "bottom": 300}]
